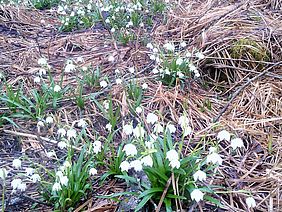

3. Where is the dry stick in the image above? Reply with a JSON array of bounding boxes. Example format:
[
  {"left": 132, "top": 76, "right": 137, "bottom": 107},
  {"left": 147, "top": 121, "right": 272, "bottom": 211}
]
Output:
[
  {"left": 156, "top": 176, "right": 172, "bottom": 212},
  {"left": 213, "top": 61, "right": 282, "bottom": 123}
]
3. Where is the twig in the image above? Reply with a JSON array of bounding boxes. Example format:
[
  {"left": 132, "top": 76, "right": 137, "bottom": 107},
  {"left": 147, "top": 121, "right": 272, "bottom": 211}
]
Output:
[{"left": 156, "top": 176, "right": 172, "bottom": 212}]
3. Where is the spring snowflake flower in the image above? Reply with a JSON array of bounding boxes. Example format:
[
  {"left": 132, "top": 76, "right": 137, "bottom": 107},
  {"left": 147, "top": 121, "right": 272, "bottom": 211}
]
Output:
[
  {"left": 110, "top": 28, "right": 116, "bottom": 33},
  {"left": 163, "top": 43, "right": 175, "bottom": 52},
  {"left": 141, "top": 155, "right": 153, "bottom": 167},
  {"left": 190, "top": 189, "right": 204, "bottom": 202},
  {"left": 18, "top": 183, "right": 27, "bottom": 192},
  {"left": 230, "top": 138, "right": 244, "bottom": 150},
  {"left": 65, "top": 62, "right": 76, "bottom": 73},
  {"left": 180, "top": 41, "right": 187, "bottom": 48},
  {"left": 145, "top": 140, "right": 155, "bottom": 149},
  {"left": 103, "top": 100, "right": 110, "bottom": 110},
  {"left": 120, "top": 161, "right": 130, "bottom": 172},
  {"left": 152, "top": 68, "right": 159, "bottom": 74},
  {"left": 12, "top": 159, "right": 21, "bottom": 169},
  {"left": 106, "top": 123, "right": 112, "bottom": 131},
  {"left": 52, "top": 182, "right": 62, "bottom": 192},
  {"left": 116, "top": 78, "right": 122, "bottom": 84},
  {"left": 193, "top": 170, "right": 207, "bottom": 182},
  {"left": 195, "top": 52, "right": 205, "bottom": 60},
  {"left": 34, "top": 76, "right": 41, "bottom": 84},
  {"left": 93, "top": 140, "right": 102, "bottom": 154},
  {"left": 46, "top": 150, "right": 56, "bottom": 158},
  {"left": 169, "top": 159, "right": 180, "bottom": 169},
  {"left": 38, "top": 58, "right": 48, "bottom": 66},
  {"left": 123, "top": 144, "right": 137, "bottom": 156},
  {"left": 30, "top": 174, "right": 41, "bottom": 183},
  {"left": 77, "top": 119, "right": 87, "bottom": 128},
  {"left": 146, "top": 43, "right": 153, "bottom": 49},
  {"left": 38, "top": 68, "right": 46, "bottom": 76},
  {"left": 25, "top": 168, "right": 34, "bottom": 176},
  {"left": 177, "top": 71, "right": 184, "bottom": 78},
  {"left": 57, "top": 128, "right": 66, "bottom": 137},
  {"left": 0, "top": 168, "right": 8, "bottom": 180},
  {"left": 76, "top": 56, "right": 84, "bottom": 63},
  {"left": 53, "top": 85, "right": 61, "bottom": 92},
  {"left": 133, "top": 125, "right": 145, "bottom": 138},
  {"left": 11, "top": 178, "right": 22, "bottom": 190},
  {"left": 58, "top": 141, "right": 67, "bottom": 149},
  {"left": 67, "top": 129, "right": 76, "bottom": 139},
  {"left": 136, "top": 106, "right": 142, "bottom": 114},
  {"left": 167, "top": 124, "right": 176, "bottom": 133},
  {"left": 209, "top": 146, "right": 217, "bottom": 154},
  {"left": 100, "top": 80, "right": 108, "bottom": 88},
  {"left": 130, "top": 160, "right": 143, "bottom": 172},
  {"left": 142, "top": 83, "right": 148, "bottom": 89},
  {"left": 150, "top": 54, "right": 156, "bottom": 61},
  {"left": 178, "top": 115, "right": 189, "bottom": 128},
  {"left": 246, "top": 197, "right": 256, "bottom": 208},
  {"left": 146, "top": 113, "right": 158, "bottom": 124},
  {"left": 89, "top": 168, "right": 97, "bottom": 176},
  {"left": 189, "top": 63, "right": 197, "bottom": 71},
  {"left": 37, "top": 120, "right": 44, "bottom": 132},
  {"left": 207, "top": 152, "right": 223, "bottom": 165},
  {"left": 45, "top": 116, "right": 53, "bottom": 124},
  {"left": 63, "top": 161, "right": 71, "bottom": 169},
  {"left": 108, "top": 55, "right": 115, "bottom": 62},
  {"left": 166, "top": 149, "right": 179, "bottom": 161},
  {"left": 129, "top": 67, "right": 135, "bottom": 73},
  {"left": 59, "top": 176, "right": 69, "bottom": 186},
  {"left": 115, "top": 68, "right": 120, "bottom": 74},
  {"left": 176, "top": 58, "right": 183, "bottom": 65},
  {"left": 123, "top": 124, "right": 133, "bottom": 135},
  {"left": 154, "top": 123, "right": 164, "bottom": 134},
  {"left": 217, "top": 130, "right": 231, "bottom": 141}
]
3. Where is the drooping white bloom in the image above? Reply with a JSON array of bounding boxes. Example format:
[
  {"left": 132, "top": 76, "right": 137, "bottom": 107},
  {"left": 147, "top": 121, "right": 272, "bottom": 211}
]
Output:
[
  {"left": 186, "top": 51, "right": 192, "bottom": 57},
  {"left": 46, "top": 150, "right": 56, "bottom": 158},
  {"left": 89, "top": 168, "right": 97, "bottom": 176},
  {"left": 189, "top": 63, "right": 197, "bottom": 71},
  {"left": 57, "top": 128, "right": 66, "bottom": 137},
  {"left": 230, "top": 138, "right": 244, "bottom": 150},
  {"left": 108, "top": 55, "right": 115, "bottom": 62},
  {"left": 63, "top": 161, "right": 71, "bottom": 169},
  {"left": 77, "top": 119, "right": 87, "bottom": 128},
  {"left": 128, "top": 67, "right": 135, "bottom": 73},
  {"left": 106, "top": 123, "right": 112, "bottom": 131},
  {"left": 123, "top": 144, "right": 137, "bottom": 156},
  {"left": 11, "top": 178, "right": 22, "bottom": 190},
  {"left": 146, "top": 43, "right": 153, "bottom": 49},
  {"left": 45, "top": 116, "right": 53, "bottom": 124},
  {"left": 0, "top": 168, "right": 8, "bottom": 180},
  {"left": 135, "top": 106, "right": 142, "bottom": 114},
  {"left": 193, "top": 170, "right": 207, "bottom": 182},
  {"left": 120, "top": 161, "right": 130, "bottom": 172},
  {"left": 30, "top": 174, "right": 41, "bottom": 183},
  {"left": 146, "top": 113, "right": 158, "bottom": 124},
  {"left": 67, "top": 129, "right": 76, "bottom": 140},
  {"left": 130, "top": 160, "right": 143, "bottom": 172},
  {"left": 207, "top": 152, "right": 223, "bottom": 165},
  {"left": 169, "top": 159, "right": 180, "bottom": 169},
  {"left": 190, "top": 189, "right": 204, "bottom": 202},
  {"left": 34, "top": 76, "right": 41, "bottom": 84},
  {"left": 142, "top": 83, "right": 148, "bottom": 89},
  {"left": 217, "top": 130, "right": 231, "bottom": 141},
  {"left": 65, "top": 62, "right": 76, "bottom": 73},
  {"left": 56, "top": 171, "right": 64, "bottom": 178},
  {"left": 154, "top": 123, "right": 164, "bottom": 134},
  {"left": 38, "top": 58, "right": 48, "bottom": 66},
  {"left": 76, "top": 56, "right": 84, "bottom": 63},
  {"left": 100, "top": 80, "right": 108, "bottom": 88},
  {"left": 103, "top": 100, "right": 109, "bottom": 110},
  {"left": 163, "top": 43, "right": 175, "bottom": 52},
  {"left": 167, "top": 124, "right": 176, "bottom": 133},
  {"left": 246, "top": 197, "right": 256, "bottom": 208},
  {"left": 123, "top": 124, "right": 133, "bottom": 135},
  {"left": 133, "top": 125, "right": 145, "bottom": 138},
  {"left": 38, "top": 68, "right": 46, "bottom": 76},
  {"left": 166, "top": 149, "right": 179, "bottom": 161},
  {"left": 53, "top": 85, "right": 61, "bottom": 92},
  {"left": 12, "top": 159, "right": 21, "bottom": 169},
  {"left": 183, "top": 126, "right": 192, "bottom": 136},
  {"left": 37, "top": 120, "right": 44, "bottom": 128},
  {"left": 145, "top": 140, "right": 155, "bottom": 149},
  {"left": 116, "top": 78, "right": 122, "bottom": 84},
  {"left": 25, "top": 168, "right": 34, "bottom": 176},
  {"left": 178, "top": 116, "right": 189, "bottom": 128},
  {"left": 176, "top": 58, "right": 183, "bottom": 65},
  {"left": 141, "top": 155, "right": 153, "bottom": 167},
  {"left": 115, "top": 68, "right": 120, "bottom": 74},
  {"left": 93, "top": 140, "right": 102, "bottom": 154},
  {"left": 180, "top": 41, "right": 187, "bottom": 48},
  {"left": 209, "top": 146, "right": 217, "bottom": 154},
  {"left": 52, "top": 182, "right": 62, "bottom": 192},
  {"left": 18, "top": 183, "right": 27, "bottom": 191},
  {"left": 58, "top": 141, "right": 67, "bottom": 149},
  {"left": 59, "top": 176, "right": 68, "bottom": 186},
  {"left": 195, "top": 52, "right": 205, "bottom": 60}
]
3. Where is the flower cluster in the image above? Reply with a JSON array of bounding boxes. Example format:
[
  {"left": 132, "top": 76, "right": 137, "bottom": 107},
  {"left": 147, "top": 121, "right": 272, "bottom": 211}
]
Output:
[{"left": 216, "top": 130, "right": 244, "bottom": 150}]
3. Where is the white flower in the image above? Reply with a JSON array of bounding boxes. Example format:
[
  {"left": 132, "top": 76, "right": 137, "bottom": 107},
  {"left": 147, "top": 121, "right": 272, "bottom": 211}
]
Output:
[
  {"left": 57, "top": 128, "right": 66, "bottom": 137},
  {"left": 37, "top": 121, "right": 44, "bottom": 132},
  {"left": 133, "top": 125, "right": 145, "bottom": 138},
  {"left": 177, "top": 71, "right": 184, "bottom": 78},
  {"left": 115, "top": 69, "right": 120, "bottom": 74},
  {"left": 152, "top": 68, "right": 159, "bottom": 74},
  {"left": 195, "top": 52, "right": 205, "bottom": 60},
  {"left": 129, "top": 67, "right": 135, "bottom": 73},
  {"left": 153, "top": 48, "right": 158, "bottom": 53},
  {"left": 146, "top": 43, "right": 153, "bottom": 49},
  {"left": 146, "top": 113, "right": 158, "bottom": 124},
  {"left": 246, "top": 197, "right": 256, "bottom": 208},
  {"left": 190, "top": 189, "right": 204, "bottom": 202},
  {"left": 169, "top": 159, "right": 180, "bottom": 169},
  {"left": 0, "top": 168, "right": 8, "bottom": 180},
  {"left": 207, "top": 152, "right": 223, "bottom": 165},
  {"left": 176, "top": 58, "right": 183, "bottom": 65},
  {"left": 209, "top": 146, "right": 217, "bottom": 154},
  {"left": 123, "top": 144, "right": 137, "bottom": 156},
  {"left": 46, "top": 150, "right": 56, "bottom": 158},
  {"left": 76, "top": 56, "right": 84, "bottom": 63},
  {"left": 178, "top": 115, "right": 189, "bottom": 128},
  {"left": 25, "top": 168, "right": 34, "bottom": 176},
  {"left": 12, "top": 159, "right": 21, "bottom": 169},
  {"left": 230, "top": 138, "right": 244, "bottom": 150},
  {"left": 130, "top": 160, "right": 143, "bottom": 172},
  {"left": 65, "top": 62, "right": 76, "bottom": 73},
  {"left": 141, "top": 155, "right": 153, "bottom": 167},
  {"left": 103, "top": 100, "right": 109, "bottom": 110},
  {"left": 105, "top": 18, "right": 110, "bottom": 23},
  {"left": 38, "top": 58, "right": 48, "bottom": 66},
  {"left": 45, "top": 116, "right": 53, "bottom": 124},
  {"left": 108, "top": 55, "right": 115, "bottom": 62},
  {"left": 189, "top": 63, "right": 197, "bottom": 71},
  {"left": 11, "top": 178, "right": 22, "bottom": 190},
  {"left": 217, "top": 130, "right": 231, "bottom": 141},
  {"left": 145, "top": 140, "right": 155, "bottom": 149},
  {"left": 193, "top": 170, "right": 207, "bottom": 182},
  {"left": 67, "top": 129, "right": 76, "bottom": 139},
  {"left": 89, "top": 168, "right": 97, "bottom": 176},
  {"left": 38, "top": 68, "right": 46, "bottom": 76},
  {"left": 100, "top": 80, "right": 108, "bottom": 88},
  {"left": 120, "top": 161, "right": 130, "bottom": 172},
  {"left": 18, "top": 183, "right": 27, "bottom": 191},
  {"left": 116, "top": 78, "right": 122, "bottom": 84},
  {"left": 53, "top": 85, "right": 61, "bottom": 92},
  {"left": 154, "top": 123, "right": 164, "bottom": 134},
  {"left": 135, "top": 106, "right": 142, "bottom": 114},
  {"left": 123, "top": 124, "right": 133, "bottom": 135},
  {"left": 52, "top": 182, "right": 62, "bottom": 192},
  {"left": 166, "top": 149, "right": 179, "bottom": 161},
  {"left": 180, "top": 41, "right": 187, "bottom": 48},
  {"left": 163, "top": 43, "right": 175, "bottom": 52},
  {"left": 63, "top": 161, "right": 71, "bottom": 169},
  {"left": 150, "top": 55, "right": 156, "bottom": 60},
  {"left": 56, "top": 171, "right": 64, "bottom": 178},
  {"left": 183, "top": 126, "right": 192, "bottom": 136},
  {"left": 34, "top": 76, "right": 41, "bottom": 84},
  {"left": 167, "top": 124, "right": 176, "bottom": 133},
  {"left": 186, "top": 51, "right": 192, "bottom": 57},
  {"left": 142, "top": 83, "right": 148, "bottom": 89},
  {"left": 30, "top": 174, "right": 41, "bottom": 183},
  {"left": 59, "top": 176, "right": 68, "bottom": 186},
  {"left": 106, "top": 123, "right": 112, "bottom": 131},
  {"left": 93, "top": 140, "right": 102, "bottom": 154},
  {"left": 77, "top": 119, "right": 87, "bottom": 128},
  {"left": 110, "top": 28, "right": 116, "bottom": 33},
  {"left": 58, "top": 141, "right": 67, "bottom": 149}
]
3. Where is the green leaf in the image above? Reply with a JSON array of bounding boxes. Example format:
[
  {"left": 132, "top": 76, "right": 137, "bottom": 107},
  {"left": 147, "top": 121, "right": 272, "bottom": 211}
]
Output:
[
  {"left": 204, "top": 195, "right": 223, "bottom": 207},
  {"left": 134, "top": 193, "right": 154, "bottom": 212},
  {"left": 138, "top": 188, "right": 163, "bottom": 199}
]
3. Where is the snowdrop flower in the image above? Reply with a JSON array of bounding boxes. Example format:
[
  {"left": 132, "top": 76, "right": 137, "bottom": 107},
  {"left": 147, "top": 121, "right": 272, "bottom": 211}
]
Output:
[
  {"left": 169, "top": 159, "right": 180, "bottom": 169},
  {"left": 146, "top": 113, "right": 158, "bottom": 124},
  {"left": 11, "top": 179, "right": 22, "bottom": 190},
  {"left": 180, "top": 41, "right": 187, "bottom": 48},
  {"left": 100, "top": 80, "right": 108, "bottom": 88},
  {"left": 123, "top": 124, "right": 133, "bottom": 135},
  {"left": 207, "top": 152, "right": 223, "bottom": 165},
  {"left": 45, "top": 116, "right": 53, "bottom": 124},
  {"left": 146, "top": 43, "right": 153, "bottom": 49},
  {"left": 65, "top": 62, "right": 76, "bottom": 73},
  {"left": 59, "top": 176, "right": 68, "bottom": 186},
  {"left": 53, "top": 85, "right": 61, "bottom": 92},
  {"left": 0, "top": 168, "right": 8, "bottom": 180},
  {"left": 58, "top": 141, "right": 67, "bottom": 149},
  {"left": 25, "top": 168, "right": 34, "bottom": 176},
  {"left": 133, "top": 125, "right": 145, "bottom": 138},
  {"left": 141, "top": 155, "right": 153, "bottom": 167},
  {"left": 57, "top": 128, "right": 66, "bottom": 137},
  {"left": 120, "top": 161, "right": 130, "bottom": 172},
  {"left": 195, "top": 52, "right": 205, "bottom": 60},
  {"left": 142, "top": 83, "right": 148, "bottom": 89},
  {"left": 130, "top": 160, "right": 143, "bottom": 172},
  {"left": 77, "top": 119, "right": 87, "bottom": 128},
  {"left": 193, "top": 170, "right": 207, "bottom": 182},
  {"left": 18, "top": 183, "right": 27, "bottom": 192},
  {"left": 67, "top": 129, "right": 76, "bottom": 140},
  {"left": 167, "top": 124, "right": 176, "bottom": 133},
  {"left": 163, "top": 43, "right": 175, "bottom": 52},
  {"left": 89, "top": 168, "right": 97, "bottom": 176},
  {"left": 123, "top": 144, "right": 137, "bottom": 156},
  {"left": 12, "top": 159, "right": 21, "bottom": 169},
  {"left": 217, "top": 130, "right": 231, "bottom": 141},
  {"left": 190, "top": 189, "right": 204, "bottom": 202},
  {"left": 116, "top": 78, "right": 122, "bottom": 84},
  {"left": 52, "top": 182, "right": 62, "bottom": 192},
  {"left": 135, "top": 106, "right": 142, "bottom": 114},
  {"left": 176, "top": 58, "right": 183, "bottom": 65},
  {"left": 154, "top": 123, "right": 164, "bottom": 134},
  {"left": 106, "top": 123, "right": 112, "bottom": 131},
  {"left": 30, "top": 174, "right": 41, "bottom": 183},
  {"left": 93, "top": 140, "right": 102, "bottom": 154},
  {"left": 166, "top": 149, "right": 179, "bottom": 161},
  {"left": 230, "top": 138, "right": 244, "bottom": 150},
  {"left": 108, "top": 55, "right": 115, "bottom": 62},
  {"left": 246, "top": 197, "right": 256, "bottom": 209},
  {"left": 38, "top": 58, "right": 48, "bottom": 66},
  {"left": 129, "top": 67, "right": 135, "bottom": 73},
  {"left": 34, "top": 76, "right": 41, "bottom": 84}
]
